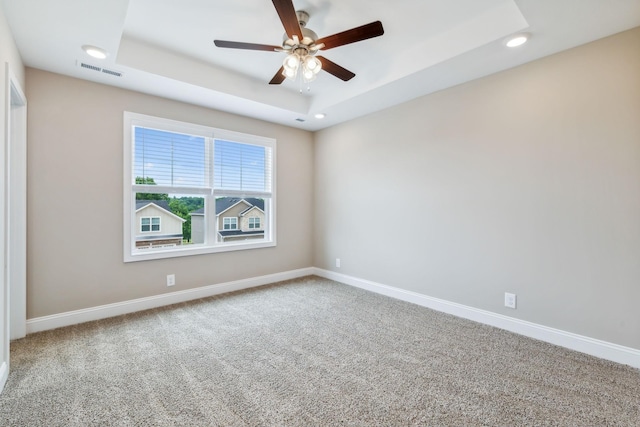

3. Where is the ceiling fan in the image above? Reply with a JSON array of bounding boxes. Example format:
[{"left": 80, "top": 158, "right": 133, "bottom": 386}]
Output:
[{"left": 213, "top": 0, "right": 384, "bottom": 85}]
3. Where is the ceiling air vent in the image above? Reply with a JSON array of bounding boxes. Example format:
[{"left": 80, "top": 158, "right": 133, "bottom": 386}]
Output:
[
  {"left": 78, "top": 61, "right": 123, "bottom": 78},
  {"left": 80, "top": 62, "right": 101, "bottom": 72},
  {"left": 295, "top": 118, "right": 305, "bottom": 122},
  {"left": 101, "top": 68, "right": 122, "bottom": 77}
]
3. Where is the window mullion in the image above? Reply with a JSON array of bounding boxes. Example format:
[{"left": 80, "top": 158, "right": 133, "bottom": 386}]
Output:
[
  {"left": 206, "top": 138, "right": 218, "bottom": 246},
  {"left": 212, "top": 189, "right": 271, "bottom": 198},
  {"left": 133, "top": 185, "right": 212, "bottom": 195}
]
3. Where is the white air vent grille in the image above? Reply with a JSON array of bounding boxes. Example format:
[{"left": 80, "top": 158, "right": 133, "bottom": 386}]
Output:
[
  {"left": 101, "top": 68, "right": 122, "bottom": 77},
  {"left": 78, "top": 62, "right": 123, "bottom": 78},
  {"left": 80, "top": 62, "right": 101, "bottom": 72}
]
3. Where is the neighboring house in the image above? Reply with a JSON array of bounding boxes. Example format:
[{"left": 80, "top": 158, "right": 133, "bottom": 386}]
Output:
[
  {"left": 190, "top": 208, "right": 205, "bottom": 244},
  {"left": 135, "top": 200, "right": 185, "bottom": 249},
  {"left": 189, "top": 197, "right": 265, "bottom": 243}
]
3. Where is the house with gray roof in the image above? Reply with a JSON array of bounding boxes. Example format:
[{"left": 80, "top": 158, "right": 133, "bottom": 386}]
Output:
[
  {"left": 135, "top": 200, "right": 185, "bottom": 249},
  {"left": 190, "top": 197, "right": 265, "bottom": 243}
]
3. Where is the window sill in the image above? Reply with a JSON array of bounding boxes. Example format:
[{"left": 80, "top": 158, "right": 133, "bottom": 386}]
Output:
[{"left": 124, "top": 240, "right": 276, "bottom": 263}]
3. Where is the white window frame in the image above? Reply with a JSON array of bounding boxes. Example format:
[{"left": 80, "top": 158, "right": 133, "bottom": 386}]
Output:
[
  {"left": 248, "top": 217, "right": 260, "bottom": 229},
  {"left": 123, "top": 112, "right": 276, "bottom": 262},
  {"left": 140, "top": 216, "right": 161, "bottom": 233},
  {"left": 223, "top": 217, "right": 238, "bottom": 230}
]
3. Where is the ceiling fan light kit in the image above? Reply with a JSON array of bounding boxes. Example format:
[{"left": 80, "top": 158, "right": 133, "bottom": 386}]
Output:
[
  {"left": 213, "top": 0, "right": 384, "bottom": 86},
  {"left": 282, "top": 50, "right": 322, "bottom": 82}
]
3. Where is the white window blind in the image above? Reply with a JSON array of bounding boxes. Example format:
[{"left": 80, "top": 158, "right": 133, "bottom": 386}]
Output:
[
  {"left": 214, "top": 139, "right": 272, "bottom": 196},
  {"left": 133, "top": 127, "right": 211, "bottom": 195}
]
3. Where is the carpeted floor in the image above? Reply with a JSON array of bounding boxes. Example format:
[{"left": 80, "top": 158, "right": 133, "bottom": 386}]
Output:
[{"left": 1, "top": 276, "right": 638, "bottom": 426}]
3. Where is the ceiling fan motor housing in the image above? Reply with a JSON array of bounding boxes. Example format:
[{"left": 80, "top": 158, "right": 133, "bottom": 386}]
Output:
[
  {"left": 282, "top": 28, "right": 319, "bottom": 47},
  {"left": 282, "top": 11, "right": 318, "bottom": 48},
  {"left": 296, "top": 10, "right": 309, "bottom": 27}
]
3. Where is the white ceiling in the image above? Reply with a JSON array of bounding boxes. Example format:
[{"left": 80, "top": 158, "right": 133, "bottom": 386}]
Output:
[{"left": 2, "top": 0, "right": 640, "bottom": 131}]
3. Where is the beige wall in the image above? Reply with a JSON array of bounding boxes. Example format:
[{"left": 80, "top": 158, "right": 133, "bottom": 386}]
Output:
[
  {"left": 26, "top": 69, "right": 314, "bottom": 318},
  {"left": 314, "top": 27, "right": 640, "bottom": 349}
]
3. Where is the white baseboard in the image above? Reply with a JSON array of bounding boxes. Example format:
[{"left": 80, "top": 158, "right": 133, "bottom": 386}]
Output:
[
  {"left": 26, "top": 267, "right": 314, "bottom": 334},
  {"left": 24, "top": 266, "right": 640, "bottom": 370},
  {"left": 0, "top": 361, "right": 7, "bottom": 394},
  {"left": 313, "top": 268, "right": 640, "bottom": 370}
]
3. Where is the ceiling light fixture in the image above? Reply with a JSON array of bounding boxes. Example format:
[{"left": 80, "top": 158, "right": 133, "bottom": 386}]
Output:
[
  {"left": 82, "top": 45, "right": 108, "bottom": 59},
  {"left": 282, "top": 51, "right": 322, "bottom": 82},
  {"left": 505, "top": 33, "right": 529, "bottom": 48},
  {"left": 280, "top": 13, "right": 323, "bottom": 83},
  {"left": 314, "top": 113, "right": 326, "bottom": 119}
]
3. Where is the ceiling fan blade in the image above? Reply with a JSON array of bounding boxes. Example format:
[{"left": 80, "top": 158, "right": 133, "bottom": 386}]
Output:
[
  {"left": 317, "top": 56, "right": 355, "bottom": 81},
  {"left": 315, "top": 21, "right": 384, "bottom": 50},
  {"left": 272, "top": 0, "right": 303, "bottom": 39},
  {"left": 269, "top": 67, "right": 286, "bottom": 85},
  {"left": 214, "top": 40, "right": 280, "bottom": 51}
]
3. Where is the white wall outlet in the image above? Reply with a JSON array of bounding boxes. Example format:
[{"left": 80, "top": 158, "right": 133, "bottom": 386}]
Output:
[
  {"left": 335, "top": 258, "right": 341, "bottom": 268},
  {"left": 167, "top": 274, "right": 176, "bottom": 287},
  {"left": 504, "top": 292, "right": 517, "bottom": 309}
]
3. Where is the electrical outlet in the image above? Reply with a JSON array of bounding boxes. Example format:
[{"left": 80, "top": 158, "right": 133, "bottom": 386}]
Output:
[
  {"left": 336, "top": 258, "right": 341, "bottom": 268},
  {"left": 167, "top": 274, "right": 176, "bottom": 287},
  {"left": 504, "top": 292, "right": 516, "bottom": 309}
]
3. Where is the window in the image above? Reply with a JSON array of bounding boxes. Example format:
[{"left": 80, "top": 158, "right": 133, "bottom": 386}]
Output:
[
  {"left": 123, "top": 112, "right": 276, "bottom": 262},
  {"left": 141, "top": 217, "right": 160, "bottom": 232},
  {"left": 223, "top": 217, "right": 237, "bottom": 230}
]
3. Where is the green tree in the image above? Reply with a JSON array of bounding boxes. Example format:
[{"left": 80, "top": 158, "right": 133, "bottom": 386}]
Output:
[
  {"left": 179, "top": 197, "right": 205, "bottom": 212},
  {"left": 135, "top": 177, "right": 169, "bottom": 201},
  {"left": 171, "top": 197, "right": 204, "bottom": 243},
  {"left": 169, "top": 198, "right": 192, "bottom": 242}
]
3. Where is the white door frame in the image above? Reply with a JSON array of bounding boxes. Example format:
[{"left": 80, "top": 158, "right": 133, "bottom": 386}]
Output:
[
  {"left": 6, "top": 64, "right": 27, "bottom": 340},
  {"left": 1, "top": 64, "right": 27, "bottom": 394}
]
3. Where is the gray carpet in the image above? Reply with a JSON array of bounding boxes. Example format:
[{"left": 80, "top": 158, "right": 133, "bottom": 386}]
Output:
[{"left": 1, "top": 276, "right": 638, "bottom": 426}]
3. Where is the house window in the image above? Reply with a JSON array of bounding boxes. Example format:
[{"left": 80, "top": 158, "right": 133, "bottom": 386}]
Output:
[
  {"left": 223, "top": 217, "right": 237, "bottom": 230},
  {"left": 141, "top": 217, "right": 160, "bottom": 232},
  {"left": 123, "top": 112, "right": 276, "bottom": 262}
]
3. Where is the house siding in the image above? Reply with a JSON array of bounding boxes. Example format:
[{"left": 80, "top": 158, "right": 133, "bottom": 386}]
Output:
[
  {"left": 191, "top": 214, "right": 205, "bottom": 244},
  {"left": 134, "top": 204, "right": 185, "bottom": 249},
  {"left": 239, "top": 208, "right": 264, "bottom": 232},
  {"left": 135, "top": 205, "right": 183, "bottom": 236},
  {"left": 217, "top": 202, "right": 250, "bottom": 231}
]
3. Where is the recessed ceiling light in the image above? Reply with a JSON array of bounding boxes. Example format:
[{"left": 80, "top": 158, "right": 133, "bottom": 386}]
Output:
[
  {"left": 505, "top": 34, "right": 529, "bottom": 48},
  {"left": 314, "top": 113, "right": 326, "bottom": 119},
  {"left": 82, "top": 45, "right": 108, "bottom": 59}
]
